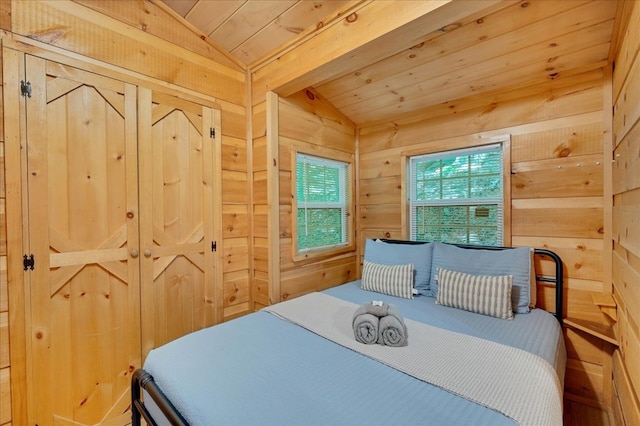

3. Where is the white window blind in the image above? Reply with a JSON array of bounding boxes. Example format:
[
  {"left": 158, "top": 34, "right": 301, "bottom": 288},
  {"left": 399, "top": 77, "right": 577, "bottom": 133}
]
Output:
[
  {"left": 296, "top": 153, "right": 349, "bottom": 253},
  {"left": 409, "top": 143, "right": 504, "bottom": 246}
]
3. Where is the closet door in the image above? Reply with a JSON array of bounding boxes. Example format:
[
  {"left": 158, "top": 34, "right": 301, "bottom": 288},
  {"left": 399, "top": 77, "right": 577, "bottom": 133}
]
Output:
[
  {"left": 138, "top": 88, "right": 222, "bottom": 356},
  {"left": 22, "top": 55, "right": 141, "bottom": 425}
]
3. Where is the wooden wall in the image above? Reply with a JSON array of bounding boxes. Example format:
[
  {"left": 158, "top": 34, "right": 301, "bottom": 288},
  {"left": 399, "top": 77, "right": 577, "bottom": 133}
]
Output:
[
  {"left": 611, "top": 1, "right": 640, "bottom": 424},
  {"left": 0, "top": 1, "right": 251, "bottom": 424},
  {"left": 0, "top": 0, "right": 637, "bottom": 424},
  {"left": 358, "top": 68, "right": 610, "bottom": 406},
  {"left": 253, "top": 89, "right": 359, "bottom": 309},
  {"left": 277, "top": 90, "right": 357, "bottom": 302},
  {"left": 251, "top": 96, "right": 270, "bottom": 307},
  {"left": 0, "top": 33, "right": 11, "bottom": 426},
  {"left": 251, "top": 88, "right": 358, "bottom": 308}
]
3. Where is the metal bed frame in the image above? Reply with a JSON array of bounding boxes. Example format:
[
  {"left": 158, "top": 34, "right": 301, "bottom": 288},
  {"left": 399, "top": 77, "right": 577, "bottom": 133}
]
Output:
[
  {"left": 132, "top": 369, "right": 188, "bottom": 426},
  {"left": 131, "top": 242, "right": 564, "bottom": 426}
]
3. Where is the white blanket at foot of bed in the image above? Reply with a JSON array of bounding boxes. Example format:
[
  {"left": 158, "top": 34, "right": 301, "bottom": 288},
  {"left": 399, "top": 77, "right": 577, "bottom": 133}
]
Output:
[{"left": 265, "top": 292, "right": 563, "bottom": 426}]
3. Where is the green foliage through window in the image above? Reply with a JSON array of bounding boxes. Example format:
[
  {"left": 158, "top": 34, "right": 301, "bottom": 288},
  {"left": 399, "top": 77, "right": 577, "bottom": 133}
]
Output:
[
  {"left": 296, "top": 154, "right": 349, "bottom": 252},
  {"left": 409, "top": 144, "right": 504, "bottom": 246}
]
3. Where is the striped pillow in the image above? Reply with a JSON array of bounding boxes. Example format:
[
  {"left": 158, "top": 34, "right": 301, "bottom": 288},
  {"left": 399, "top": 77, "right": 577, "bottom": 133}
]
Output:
[
  {"left": 361, "top": 260, "right": 414, "bottom": 299},
  {"left": 436, "top": 268, "right": 513, "bottom": 320}
]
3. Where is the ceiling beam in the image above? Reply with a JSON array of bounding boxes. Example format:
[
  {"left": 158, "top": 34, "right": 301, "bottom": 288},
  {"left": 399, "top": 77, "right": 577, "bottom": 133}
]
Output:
[{"left": 251, "top": 0, "right": 505, "bottom": 103}]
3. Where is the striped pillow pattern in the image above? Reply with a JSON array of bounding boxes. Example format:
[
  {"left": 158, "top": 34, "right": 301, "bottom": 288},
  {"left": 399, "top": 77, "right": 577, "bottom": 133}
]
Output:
[
  {"left": 436, "top": 268, "right": 514, "bottom": 320},
  {"left": 361, "top": 260, "right": 414, "bottom": 299}
]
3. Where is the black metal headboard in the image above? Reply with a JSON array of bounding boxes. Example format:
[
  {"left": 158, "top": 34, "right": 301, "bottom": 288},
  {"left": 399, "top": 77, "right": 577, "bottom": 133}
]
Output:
[{"left": 380, "top": 239, "right": 564, "bottom": 325}]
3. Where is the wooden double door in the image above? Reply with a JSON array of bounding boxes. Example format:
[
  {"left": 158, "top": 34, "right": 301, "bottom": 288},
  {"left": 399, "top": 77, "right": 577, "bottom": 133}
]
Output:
[{"left": 4, "top": 51, "right": 222, "bottom": 425}]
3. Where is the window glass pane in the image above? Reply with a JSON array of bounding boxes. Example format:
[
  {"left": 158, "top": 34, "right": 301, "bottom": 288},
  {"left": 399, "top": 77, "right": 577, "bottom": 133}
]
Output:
[
  {"left": 297, "top": 208, "right": 343, "bottom": 249},
  {"left": 296, "top": 153, "right": 350, "bottom": 253},
  {"left": 442, "top": 177, "right": 469, "bottom": 199},
  {"left": 409, "top": 143, "right": 504, "bottom": 246},
  {"left": 297, "top": 163, "right": 341, "bottom": 203},
  {"left": 441, "top": 156, "right": 468, "bottom": 178},
  {"left": 412, "top": 205, "right": 500, "bottom": 246},
  {"left": 470, "top": 175, "right": 501, "bottom": 198}
]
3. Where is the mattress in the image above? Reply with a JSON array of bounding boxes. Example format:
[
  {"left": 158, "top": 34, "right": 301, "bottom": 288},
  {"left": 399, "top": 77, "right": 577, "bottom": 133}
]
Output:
[{"left": 142, "top": 280, "right": 566, "bottom": 425}]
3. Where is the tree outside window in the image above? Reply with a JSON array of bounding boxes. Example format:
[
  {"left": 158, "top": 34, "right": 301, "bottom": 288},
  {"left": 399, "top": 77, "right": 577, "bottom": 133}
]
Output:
[
  {"left": 409, "top": 143, "right": 504, "bottom": 246},
  {"left": 296, "top": 153, "right": 350, "bottom": 253}
]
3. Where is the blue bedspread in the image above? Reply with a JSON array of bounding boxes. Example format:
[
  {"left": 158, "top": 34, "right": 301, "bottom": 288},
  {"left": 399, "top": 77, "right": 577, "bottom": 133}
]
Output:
[
  {"left": 143, "top": 281, "right": 566, "bottom": 425},
  {"left": 326, "top": 281, "right": 565, "bottom": 370}
]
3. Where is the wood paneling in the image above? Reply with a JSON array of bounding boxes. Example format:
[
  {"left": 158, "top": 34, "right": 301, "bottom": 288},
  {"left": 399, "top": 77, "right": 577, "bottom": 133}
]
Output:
[
  {"left": 357, "top": 69, "right": 609, "bottom": 405},
  {"left": 511, "top": 122, "right": 605, "bottom": 163},
  {"left": 513, "top": 236, "right": 603, "bottom": 283},
  {"left": 564, "top": 397, "right": 611, "bottom": 426},
  {"left": 164, "top": 0, "right": 354, "bottom": 66},
  {"left": 1, "top": 1, "right": 637, "bottom": 425},
  {"left": 0, "top": 35, "right": 8, "bottom": 426},
  {"left": 249, "top": 1, "right": 617, "bottom": 124},
  {"left": 511, "top": 204, "right": 603, "bottom": 239},
  {"left": 2, "top": 42, "right": 28, "bottom": 426},
  {"left": 0, "top": 0, "right": 10, "bottom": 31},
  {"left": 613, "top": 350, "right": 640, "bottom": 426},
  {"left": 222, "top": 234, "right": 251, "bottom": 322},
  {"left": 0, "top": 312, "right": 7, "bottom": 368},
  {"left": 319, "top": 1, "right": 603, "bottom": 101},
  {"left": 279, "top": 89, "right": 356, "bottom": 153},
  {"left": 280, "top": 255, "right": 356, "bottom": 301},
  {"left": 220, "top": 102, "right": 247, "bottom": 140},
  {"left": 611, "top": 0, "right": 640, "bottom": 423},
  {"left": 223, "top": 204, "right": 249, "bottom": 239},
  {"left": 276, "top": 89, "right": 357, "bottom": 301},
  {"left": 222, "top": 136, "right": 248, "bottom": 173},
  {"left": 208, "top": 1, "right": 299, "bottom": 56},
  {"left": 253, "top": 1, "right": 507, "bottom": 102},
  {"left": 0, "top": 44, "right": 3, "bottom": 146},
  {"left": 511, "top": 160, "right": 603, "bottom": 199},
  {"left": 251, "top": 96, "right": 268, "bottom": 310},
  {"left": 222, "top": 170, "right": 249, "bottom": 204},
  {"left": 11, "top": 0, "right": 246, "bottom": 104},
  {"left": 359, "top": 70, "right": 605, "bottom": 153},
  {"left": 73, "top": 0, "right": 243, "bottom": 71},
  {"left": 612, "top": 122, "right": 640, "bottom": 195},
  {"left": 0, "top": 367, "right": 10, "bottom": 425},
  {"left": 360, "top": 176, "right": 402, "bottom": 206}
]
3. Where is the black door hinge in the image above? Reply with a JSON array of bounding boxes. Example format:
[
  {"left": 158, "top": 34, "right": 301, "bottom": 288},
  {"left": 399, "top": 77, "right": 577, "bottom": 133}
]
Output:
[
  {"left": 23, "top": 254, "right": 35, "bottom": 271},
  {"left": 211, "top": 241, "right": 217, "bottom": 252},
  {"left": 20, "top": 80, "right": 32, "bottom": 98},
  {"left": 210, "top": 128, "right": 216, "bottom": 139}
]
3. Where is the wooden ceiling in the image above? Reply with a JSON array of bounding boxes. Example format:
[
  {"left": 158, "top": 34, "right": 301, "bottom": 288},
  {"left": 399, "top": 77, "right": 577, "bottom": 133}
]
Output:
[
  {"left": 161, "top": 0, "right": 354, "bottom": 65},
  {"left": 163, "top": 0, "right": 619, "bottom": 125}
]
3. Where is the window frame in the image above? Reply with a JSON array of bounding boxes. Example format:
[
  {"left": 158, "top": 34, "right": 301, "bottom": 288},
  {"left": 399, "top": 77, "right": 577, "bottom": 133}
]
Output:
[
  {"left": 291, "top": 149, "right": 355, "bottom": 261},
  {"left": 402, "top": 136, "right": 512, "bottom": 246}
]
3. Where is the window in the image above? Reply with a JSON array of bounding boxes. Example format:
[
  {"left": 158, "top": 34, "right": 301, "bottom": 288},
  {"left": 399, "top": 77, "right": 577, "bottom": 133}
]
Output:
[
  {"left": 408, "top": 143, "right": 504, "bottom": 246},
  {"left": 295, "top": 153, "right": 351, "bottom": 254}
]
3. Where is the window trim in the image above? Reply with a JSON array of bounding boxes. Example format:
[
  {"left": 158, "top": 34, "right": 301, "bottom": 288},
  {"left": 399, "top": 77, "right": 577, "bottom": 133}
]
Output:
[
  {"left": 291, "top": 148, "right": 355, "bottom": 262},
  {"left": 401, "top": 136, "right": 512, "bottom": 246}
]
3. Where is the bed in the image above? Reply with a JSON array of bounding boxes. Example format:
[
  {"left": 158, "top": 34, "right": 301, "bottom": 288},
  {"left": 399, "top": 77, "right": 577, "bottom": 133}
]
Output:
[{"left": 132, "top": 240, "right": 566, "bottom": 426}]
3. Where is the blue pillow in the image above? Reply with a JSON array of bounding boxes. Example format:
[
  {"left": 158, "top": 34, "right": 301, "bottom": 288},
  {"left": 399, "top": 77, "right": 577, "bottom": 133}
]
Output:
[
  {"left": 430, "top": 241, "right": 532, "bottom": 313},
  {"left": 364, "top": 239, "right": 433, "bottom": 296}
]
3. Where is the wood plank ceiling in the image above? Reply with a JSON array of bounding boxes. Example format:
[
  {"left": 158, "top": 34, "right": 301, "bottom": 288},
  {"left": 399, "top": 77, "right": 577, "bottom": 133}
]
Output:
[
  {"left": 163, "top": 0, "right": 618, "bottom": 125},
  {"left": 161, "top": 0, "right": 354, "bottom": 65}
]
